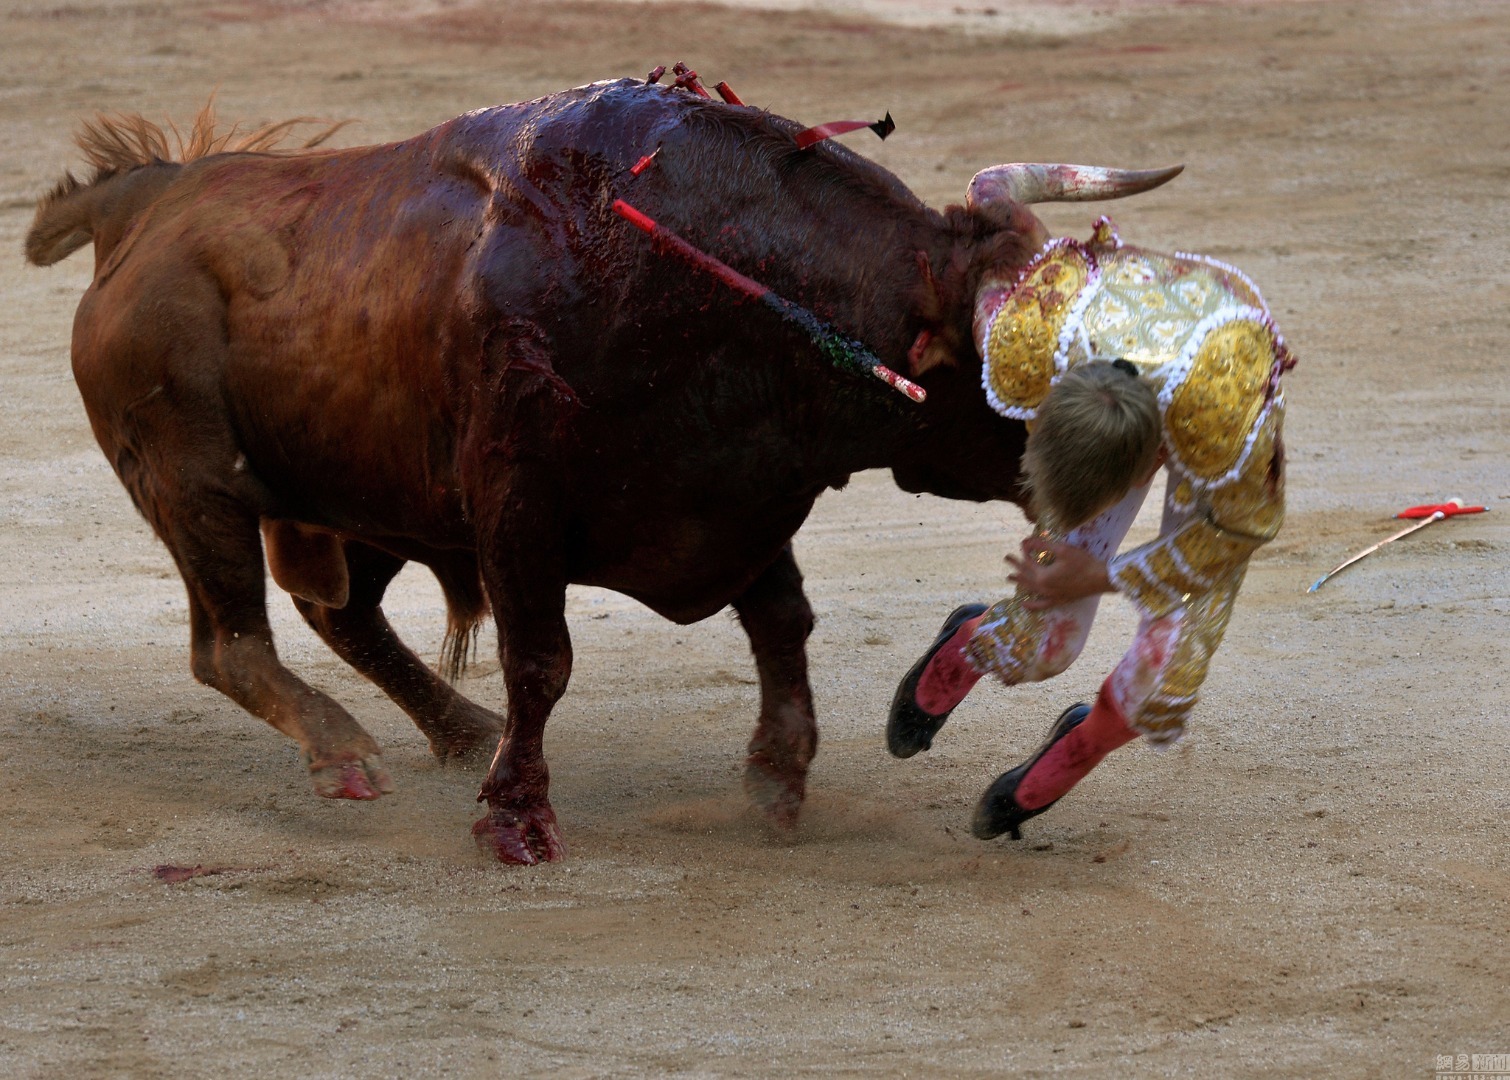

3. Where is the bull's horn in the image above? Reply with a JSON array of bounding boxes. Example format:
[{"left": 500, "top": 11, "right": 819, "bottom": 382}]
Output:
[{"left": 967, "top": 163, "right": 1184, "bottom": 208}]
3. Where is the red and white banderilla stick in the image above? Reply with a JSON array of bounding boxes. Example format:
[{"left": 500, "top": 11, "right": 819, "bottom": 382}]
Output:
[
  {"left": 1307, "top": 499, "right": 1488, "bottom": 593},
  {"left": 611, "top": 199, "right": 926, "bottom": 403}
]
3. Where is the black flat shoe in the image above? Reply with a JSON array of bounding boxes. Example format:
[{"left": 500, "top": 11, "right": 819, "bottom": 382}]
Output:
[
  {"left": 971, "top": 702, "right": 1092, "bottom": 840},
  {"left": 886, "top": 603, "right": 989, "bottom": 759}
]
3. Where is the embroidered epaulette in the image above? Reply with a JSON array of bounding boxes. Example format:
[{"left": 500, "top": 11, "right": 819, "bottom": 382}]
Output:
[{"left": 978, "top": 238, "right": 1098, "bottom": 420}]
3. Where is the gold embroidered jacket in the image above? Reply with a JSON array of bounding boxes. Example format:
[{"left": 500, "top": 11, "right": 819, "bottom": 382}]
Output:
[{"left": 970, "top": 219, "right": 1291, "bottom": 736}]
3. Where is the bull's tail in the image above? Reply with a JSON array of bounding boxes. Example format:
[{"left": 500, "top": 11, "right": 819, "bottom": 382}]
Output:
[
  {"left": 26, "top": 173, "right": 104, "bottom": 266},
  {"left": 431, "top": 555, "right": 490, "bottom": 684},
  {"left": 439, "top": 616, "right": 482, "bottom": 685},
  {"left": 25, "top": 164, "right": 181, "bottom": 267},
  {"left": 25, "top": 99, "right": 346, "bottom": 268}
]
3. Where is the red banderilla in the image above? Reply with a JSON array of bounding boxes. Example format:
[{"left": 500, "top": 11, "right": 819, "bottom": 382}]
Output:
[
  {"left": 1397, "top": 501, "right": 1486, "bottom": 519},
  {"left": 611, "top": 199, "right": 926, "bottom": 403},
  {"left": 794, "top": 113, "right": 895, "bottom": 150},
  {"left": 629, "top": 149, "right": 660, "bottom": 176},
  {"left": 671, "top": 62, "right": 712, "bottom": 98},
  {"left": 650, "top": 64, "right": 742, "bottom": 104}
]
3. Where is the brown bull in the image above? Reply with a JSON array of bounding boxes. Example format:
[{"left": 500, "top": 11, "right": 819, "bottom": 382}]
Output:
[{"left": 26, "top": 78, "right": 1177, "bottom": 862}]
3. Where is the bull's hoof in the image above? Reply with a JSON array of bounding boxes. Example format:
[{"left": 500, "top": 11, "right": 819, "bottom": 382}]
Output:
[
  {"left": 429, "top": 733, "right": 503, "bottom": 768},
  {"left": 309, "top": 756, "right": 394, "bottom": 800},
  {"left": 434, "top": 743, "right": 497, "bottom": 770},
  {"left": 744, "top": 755, "right": 805, "bottom": 830},
  {"left": 425, "top": 701, "right": 507, "bottom": 767},
  {"left": 472, "top": 805, "right": 567, "bottom": 865}
]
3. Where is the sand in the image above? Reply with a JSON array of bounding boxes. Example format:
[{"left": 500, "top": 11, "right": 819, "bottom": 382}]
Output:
[{"left": 1, "top": 0, "right": 1506, "bottom": 1074}]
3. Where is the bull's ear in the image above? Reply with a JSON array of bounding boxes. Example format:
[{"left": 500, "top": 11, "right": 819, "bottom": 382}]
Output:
[
  {"left": 913, "top": 250, "right": 943, "bottom": 321},
  {"left": 906, "top": 250, "right": 957, "bottom": 376},
  {"left": 907, "top": 326, "right": 958, "bottom": 377}
]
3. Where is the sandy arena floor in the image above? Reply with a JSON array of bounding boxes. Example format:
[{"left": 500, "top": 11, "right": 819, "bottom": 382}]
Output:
[{"left": 1, "top": 0, "right": 1506, "bottom": 1075}]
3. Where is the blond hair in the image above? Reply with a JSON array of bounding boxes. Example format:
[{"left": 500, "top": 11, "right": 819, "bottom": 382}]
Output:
[{"left": 1020, "top": 360, "right": 1161, "bottom": 532}]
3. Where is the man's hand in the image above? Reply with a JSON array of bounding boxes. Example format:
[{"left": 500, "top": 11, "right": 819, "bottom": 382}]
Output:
[{"left": 1006, "top": 536, "right": 1113, "bottom": 611}]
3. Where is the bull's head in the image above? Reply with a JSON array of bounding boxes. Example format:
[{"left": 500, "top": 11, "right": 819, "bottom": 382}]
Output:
[{"left": 892, "top": 161, "right": 1193, "bottom": 503}]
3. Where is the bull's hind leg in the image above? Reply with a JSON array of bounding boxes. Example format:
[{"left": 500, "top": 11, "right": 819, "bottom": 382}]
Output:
[
  {"left": 733, "top": 546, "right": 818, "bottom": 828},
  {"left": 159, "top": 499, "right": 394, "bottom": 800},
  {"left": 287, "top": 539, "right": 505, "bottom": 764},
  {"left": 72, "top": 272, "right": 390, "bottom": 800}
]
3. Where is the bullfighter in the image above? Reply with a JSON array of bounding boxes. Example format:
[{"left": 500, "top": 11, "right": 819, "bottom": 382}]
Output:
[{"left": 888, "top": 216, "right": 1291, "bottom": 842}]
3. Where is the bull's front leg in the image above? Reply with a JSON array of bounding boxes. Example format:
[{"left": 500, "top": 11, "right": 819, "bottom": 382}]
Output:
[
  {"left": 471, "top": 549, "right": 572, "bottom": 865},
  {"left": 465, "top": 333, "right": 578, "bottom": 864},
  {"left": 733, "top": 545, "right": 818, "bottom": 828}
]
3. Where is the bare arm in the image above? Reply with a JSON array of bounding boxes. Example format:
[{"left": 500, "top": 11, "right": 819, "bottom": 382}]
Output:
[{"left": 1007, "top": 536, "right": 1114, "bottom": 611}]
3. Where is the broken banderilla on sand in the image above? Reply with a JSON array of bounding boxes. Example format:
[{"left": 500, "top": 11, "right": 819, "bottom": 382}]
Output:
[{"left": 1307, "top": 499, "right": 1488, "bottom": 592}]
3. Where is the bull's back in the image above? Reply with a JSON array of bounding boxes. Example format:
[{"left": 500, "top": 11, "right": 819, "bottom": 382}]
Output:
[
  {"left": 74, "top": 110, "right": 551, "bottom": 540},
  {"left": 172, "top": 82, "right": 673, "bottom": 539}
]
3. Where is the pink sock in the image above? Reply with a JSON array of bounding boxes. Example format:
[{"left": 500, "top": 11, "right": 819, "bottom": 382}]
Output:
[
  {"left": 914, "top": 617, "right": 985, "bottom": 714},
  {"left": 1014, "top": 682, "right": 1138, "bottom": 810}
]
